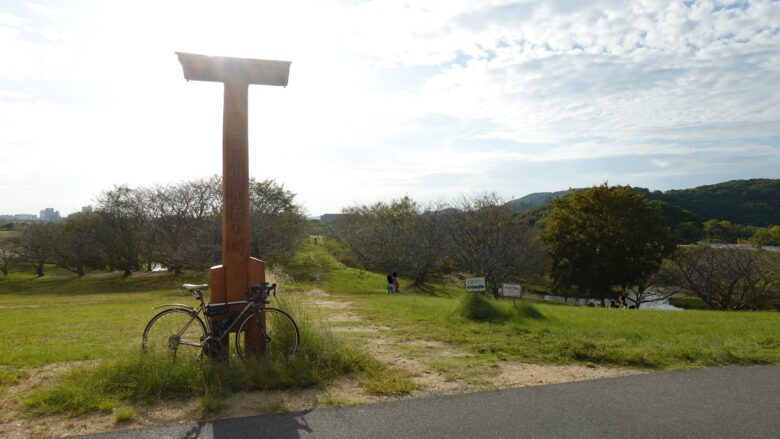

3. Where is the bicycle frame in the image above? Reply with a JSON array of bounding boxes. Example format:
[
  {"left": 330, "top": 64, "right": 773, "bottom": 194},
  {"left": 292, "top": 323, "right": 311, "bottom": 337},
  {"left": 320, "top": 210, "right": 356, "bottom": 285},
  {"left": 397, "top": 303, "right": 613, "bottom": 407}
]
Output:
[
  {"left": 144, "top": 282, "right": 295, "bottom": 360},
  {"left": 207, "top": 299, "right": 263, "bottom": 340}
]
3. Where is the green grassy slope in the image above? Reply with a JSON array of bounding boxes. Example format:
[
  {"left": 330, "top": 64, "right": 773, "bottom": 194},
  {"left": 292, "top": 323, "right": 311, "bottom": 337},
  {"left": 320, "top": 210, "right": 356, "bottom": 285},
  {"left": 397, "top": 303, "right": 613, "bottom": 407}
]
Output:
[{"left": 303, "top": 239, "right": 780, "bottom": 370}]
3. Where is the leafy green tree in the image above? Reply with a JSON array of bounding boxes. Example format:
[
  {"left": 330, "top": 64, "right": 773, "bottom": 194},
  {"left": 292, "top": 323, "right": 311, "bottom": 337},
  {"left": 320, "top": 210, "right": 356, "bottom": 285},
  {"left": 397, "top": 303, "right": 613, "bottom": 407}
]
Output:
[
  {"left": 543, "top": 184, "right": 675, "bottom": 305},
  {"left": 702, "top": 219, "right": 753, "bottom": 243},
  {"left": 674, "top": 221, "right": 704, "bottom": 244},
  {"left": 750, "top": 225, "right": 780, "bottom": 246}
]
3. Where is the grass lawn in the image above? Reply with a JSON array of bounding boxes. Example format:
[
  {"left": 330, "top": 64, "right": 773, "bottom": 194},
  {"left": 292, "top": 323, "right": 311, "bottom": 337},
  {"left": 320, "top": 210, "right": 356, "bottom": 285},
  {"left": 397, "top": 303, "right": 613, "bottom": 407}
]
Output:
[
  {"left": 0, "top": 267, "right": 209, "bottom": 367},
  {"left": 302, "top": 239, "right": 780, "bottom": 371},
  {"left": 1, "top": 240, "right": 779, "bottom": 419},
  {"left": 4, "top": 243, "right": 777, "bottom": 372}
]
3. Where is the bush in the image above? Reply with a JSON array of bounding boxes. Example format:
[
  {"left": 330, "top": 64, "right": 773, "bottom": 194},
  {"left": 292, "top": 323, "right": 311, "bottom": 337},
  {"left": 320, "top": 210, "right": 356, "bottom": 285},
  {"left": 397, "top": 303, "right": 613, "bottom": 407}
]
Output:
[
  {"left": 668, "top": 295, "right": 710, "bottom": 310},
  {"left": 457, "top": 293, "right": 506, "bottom": 322}
]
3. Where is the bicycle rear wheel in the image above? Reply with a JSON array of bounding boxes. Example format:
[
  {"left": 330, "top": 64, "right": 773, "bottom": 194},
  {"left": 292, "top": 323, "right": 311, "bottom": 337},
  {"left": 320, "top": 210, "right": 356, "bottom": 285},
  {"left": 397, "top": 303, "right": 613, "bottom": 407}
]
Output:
[
  {"left": 142, "top": 308, "right": 206, "bottom": 360},
  {"left": 235, "top": 308, "right": 300, "bottom": 360}
]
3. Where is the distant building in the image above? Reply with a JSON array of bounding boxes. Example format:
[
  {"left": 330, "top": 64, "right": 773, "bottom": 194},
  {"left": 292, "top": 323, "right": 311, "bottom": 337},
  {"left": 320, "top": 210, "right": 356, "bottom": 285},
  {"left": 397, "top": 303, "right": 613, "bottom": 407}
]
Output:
[
  {"left": 0, "top": 214, "right": 37, "bottom": 221},
  {"left": 39, "top": 208, "right": 61, "bottom": 222}
]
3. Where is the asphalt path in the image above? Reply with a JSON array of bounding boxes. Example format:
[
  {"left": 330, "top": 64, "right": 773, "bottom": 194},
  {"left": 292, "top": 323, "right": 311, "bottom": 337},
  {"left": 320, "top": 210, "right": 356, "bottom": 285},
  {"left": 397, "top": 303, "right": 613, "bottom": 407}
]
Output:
[{"left": 80, "top": 365, "right": 779, "bottom": 439}]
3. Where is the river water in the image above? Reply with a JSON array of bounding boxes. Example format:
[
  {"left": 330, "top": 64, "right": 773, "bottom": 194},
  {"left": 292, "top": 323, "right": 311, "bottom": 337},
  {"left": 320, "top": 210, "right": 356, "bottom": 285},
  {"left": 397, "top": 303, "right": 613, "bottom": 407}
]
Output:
[{"left": 529, "top": 292, "right": 683, "bottom": 310}]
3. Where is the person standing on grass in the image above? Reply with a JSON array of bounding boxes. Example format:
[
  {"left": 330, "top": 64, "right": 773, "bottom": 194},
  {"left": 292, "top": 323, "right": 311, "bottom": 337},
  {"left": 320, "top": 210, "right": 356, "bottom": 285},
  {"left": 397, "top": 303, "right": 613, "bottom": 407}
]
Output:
[
  {"left": 392, "top": 272, "right": 400, "bottom": 293},
  {"left": 387, "top": 274, "right": 394, "bottom": 295}
]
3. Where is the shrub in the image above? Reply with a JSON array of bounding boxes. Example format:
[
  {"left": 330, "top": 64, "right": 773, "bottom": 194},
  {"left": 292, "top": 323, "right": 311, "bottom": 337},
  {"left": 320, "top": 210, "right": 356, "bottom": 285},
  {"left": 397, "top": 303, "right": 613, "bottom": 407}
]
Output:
[{"left": 457, "top": 293, "right": 506, "bottom": 322}]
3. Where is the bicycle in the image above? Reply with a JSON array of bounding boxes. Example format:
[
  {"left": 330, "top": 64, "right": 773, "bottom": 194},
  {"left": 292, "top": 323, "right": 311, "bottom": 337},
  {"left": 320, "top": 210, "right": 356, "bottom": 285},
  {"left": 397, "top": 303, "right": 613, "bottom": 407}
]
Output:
[{"left": 142, "top": 282, "right": 300, "bottom": 360}]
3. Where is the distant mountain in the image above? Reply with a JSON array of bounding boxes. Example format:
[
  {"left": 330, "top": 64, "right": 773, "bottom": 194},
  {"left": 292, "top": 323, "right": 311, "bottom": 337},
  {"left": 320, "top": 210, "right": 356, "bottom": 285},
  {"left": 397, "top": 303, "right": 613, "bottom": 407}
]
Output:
[
  {"left": 505, "top": 190, "right": 571, "bottom": 214},
  {"left": 320, "top": 214, "right": 344, "bottom": 223},
  {"left": 642, "top": 179, "right": 780, "bottom": 227},
  {"left": 507, "top": 179, "right": 780, "bottom": 227}
]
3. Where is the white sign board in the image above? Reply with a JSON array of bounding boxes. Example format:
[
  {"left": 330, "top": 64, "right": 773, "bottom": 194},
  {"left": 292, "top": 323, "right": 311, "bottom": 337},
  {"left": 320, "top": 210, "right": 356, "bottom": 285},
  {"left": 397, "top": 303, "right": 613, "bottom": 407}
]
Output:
[
  {"left": 502, "top": 283, "right": 523, "bottom": 298},
  {"left": 465, "top": 277, "right": 486, "bottom": 292}
]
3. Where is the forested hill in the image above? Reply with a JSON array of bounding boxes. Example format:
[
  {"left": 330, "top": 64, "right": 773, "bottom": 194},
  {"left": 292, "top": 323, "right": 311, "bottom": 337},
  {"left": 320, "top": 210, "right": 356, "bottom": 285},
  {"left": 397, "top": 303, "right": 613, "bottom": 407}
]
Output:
[
  {"left": 507, "top": 179, "right": 780, "bottom": 226},
  {"left": 505, "top": 190, "right": 570, "bottom": 213}
]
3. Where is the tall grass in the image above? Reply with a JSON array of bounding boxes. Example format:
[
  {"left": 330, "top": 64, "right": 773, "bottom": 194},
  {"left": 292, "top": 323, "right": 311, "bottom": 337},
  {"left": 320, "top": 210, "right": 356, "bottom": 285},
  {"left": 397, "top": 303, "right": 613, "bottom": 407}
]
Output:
[
  {"left": 457, "top": 293, "right": 507, "bottom": 322},
  {"left": 23, "top": 296, "right": 370, "bottom": 416},
  {"left": 456, "top": 293, "right": 546, "bottom": 323}
]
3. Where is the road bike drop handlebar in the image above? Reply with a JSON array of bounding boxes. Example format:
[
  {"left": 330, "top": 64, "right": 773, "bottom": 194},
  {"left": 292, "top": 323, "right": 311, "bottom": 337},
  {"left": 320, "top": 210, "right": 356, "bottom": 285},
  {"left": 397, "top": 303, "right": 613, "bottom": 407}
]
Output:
[{"left": 247, "top": 282, "right": 277, "bottom": 304}]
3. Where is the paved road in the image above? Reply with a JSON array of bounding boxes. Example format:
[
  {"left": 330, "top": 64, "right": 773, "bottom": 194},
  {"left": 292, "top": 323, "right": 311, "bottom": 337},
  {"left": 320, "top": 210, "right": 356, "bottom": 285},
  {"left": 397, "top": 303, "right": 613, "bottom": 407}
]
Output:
[{"left": 80, "top": 365, "right": 779, "bottom": 439}]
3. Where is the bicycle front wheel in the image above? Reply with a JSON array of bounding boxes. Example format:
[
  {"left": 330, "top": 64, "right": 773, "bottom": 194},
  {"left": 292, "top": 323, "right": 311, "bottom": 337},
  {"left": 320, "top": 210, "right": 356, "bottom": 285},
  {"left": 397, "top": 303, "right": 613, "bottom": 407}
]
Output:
[
  {"left": 142, "top": 308, "right": 206, "bottom": 360},
  {"left": 235, "top": 308, "right": 300, "bottom": 360}
]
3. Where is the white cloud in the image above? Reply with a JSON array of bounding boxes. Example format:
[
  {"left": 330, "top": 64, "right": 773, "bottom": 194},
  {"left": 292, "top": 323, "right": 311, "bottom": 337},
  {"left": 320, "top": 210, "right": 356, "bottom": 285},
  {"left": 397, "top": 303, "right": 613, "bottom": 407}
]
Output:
[{"left": 1, "top": 0, "right": 779, "bottom": 215}]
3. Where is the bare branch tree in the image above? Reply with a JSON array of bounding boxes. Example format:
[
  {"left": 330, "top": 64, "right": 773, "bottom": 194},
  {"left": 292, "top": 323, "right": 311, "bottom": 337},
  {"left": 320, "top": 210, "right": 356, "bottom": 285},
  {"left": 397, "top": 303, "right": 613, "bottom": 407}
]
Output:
[
  {"left": 248, "top": 178, "right": 309, "bottom": 264},
  {"left": 0, "top": 244, "right": 16, "bottom": 276},
  {"left": 95, "top": 185, "right": 146, "bottom": 276},
  {"left": 51, "top": 213, "right": 102, "bottom": 276},
  {"left": 13, "top": 222, "right": 55, "bottom": 276},
  {"left": 445, "top": 193, "right": 547, "bottom": 297},
  {"left": 622, "top": 268, "right": 677, "bottom": 309},
  {"left": 663, "top": 244, "right": 780, "bottom": 310},
  {"left": 332, "top": 197, "right": 451, "bottom": 288}
]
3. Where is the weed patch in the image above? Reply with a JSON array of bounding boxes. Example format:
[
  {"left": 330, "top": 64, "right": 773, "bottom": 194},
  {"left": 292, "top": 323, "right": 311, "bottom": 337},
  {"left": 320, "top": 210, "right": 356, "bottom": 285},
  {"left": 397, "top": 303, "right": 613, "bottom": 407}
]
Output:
[
  {"left": 457, "top": 293, "right": 507, "bottom": 322},
  {"left": 114, "top": 407, "right": 135, "bottom": 423},
  {"left": 363, "top": 366, "right": 416, "bottom": 396}
]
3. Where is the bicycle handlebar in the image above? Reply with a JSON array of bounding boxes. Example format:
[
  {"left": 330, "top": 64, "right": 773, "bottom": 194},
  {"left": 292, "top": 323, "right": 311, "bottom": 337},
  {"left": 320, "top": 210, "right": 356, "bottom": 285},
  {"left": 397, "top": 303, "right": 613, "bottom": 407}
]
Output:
[{"left": 247, "top": 282, "right": 277, "bottom": 302}]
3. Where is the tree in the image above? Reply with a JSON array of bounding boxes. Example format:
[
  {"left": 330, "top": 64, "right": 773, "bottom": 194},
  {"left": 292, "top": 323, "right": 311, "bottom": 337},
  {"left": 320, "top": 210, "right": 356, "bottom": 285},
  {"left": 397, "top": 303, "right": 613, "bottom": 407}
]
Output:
[
  {"left": 13, "top": 222, "right": 55, "bottom": 276},
  {"left": 445, "top": 193, "right": 547, "bottom": 297},
  {"left": 145, "top": 182, "right": 204, "bottom": 274},
  {"left": 702, "top": 219, "right": 753, "bottom": 243},
  {"left": 181, "top": 176, "right": 222, "bottom": 270},
  {"left": 750, "top": 225, "right": 780, "bottom": 246},
  {"left": 663, "top": 244, "right": 780, "bottom": 310},
  {"left": 248, "top": 178, "right": 309, "bottom": 264},
  {"left": 674, "top": 221, "right": 704, "bottom": 244},
  {"left": 622, "top": 265, "right": 676, "bottom": 309},
  {"left": 0, "top": 245, "right": 16, "bottom": 276},
  {"left": 543, "top": 184, "right": 675, "bottom": 305},
  {"left": 95, "top": 185, "right": 146, "bottom": 276},
  {"left": 333, "top": 197, "right": 452, "bottom": 288},
  {"left": 52, "top": 213, "right": 102, "bottom": 276}
]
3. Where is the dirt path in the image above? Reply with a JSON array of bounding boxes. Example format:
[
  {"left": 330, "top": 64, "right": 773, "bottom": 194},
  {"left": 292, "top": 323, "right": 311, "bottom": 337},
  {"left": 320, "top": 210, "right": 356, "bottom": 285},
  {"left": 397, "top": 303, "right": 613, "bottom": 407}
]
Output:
[{"left": 301, "top": 290, "right": 643, "bottom": 399}]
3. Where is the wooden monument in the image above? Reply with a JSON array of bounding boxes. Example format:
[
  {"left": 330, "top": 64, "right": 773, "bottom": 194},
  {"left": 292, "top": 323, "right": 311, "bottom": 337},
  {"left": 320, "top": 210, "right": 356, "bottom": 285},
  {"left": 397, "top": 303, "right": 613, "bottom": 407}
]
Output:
[{"left": 176, "top": 52, "right": 291, "bottom": 352}]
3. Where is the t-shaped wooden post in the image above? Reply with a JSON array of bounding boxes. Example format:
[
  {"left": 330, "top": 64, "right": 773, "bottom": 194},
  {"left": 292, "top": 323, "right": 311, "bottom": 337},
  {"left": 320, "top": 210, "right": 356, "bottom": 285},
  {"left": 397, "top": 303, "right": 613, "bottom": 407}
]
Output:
[{"left": 176, "top": 52, "right": 291, "bottom": 354}]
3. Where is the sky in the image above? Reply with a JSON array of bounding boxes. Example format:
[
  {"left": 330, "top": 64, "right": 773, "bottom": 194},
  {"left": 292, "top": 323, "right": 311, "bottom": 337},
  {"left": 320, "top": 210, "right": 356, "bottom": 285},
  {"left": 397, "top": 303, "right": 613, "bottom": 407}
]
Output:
[{"left": 1, "top": 0, "right": 779, "bottom": 217}]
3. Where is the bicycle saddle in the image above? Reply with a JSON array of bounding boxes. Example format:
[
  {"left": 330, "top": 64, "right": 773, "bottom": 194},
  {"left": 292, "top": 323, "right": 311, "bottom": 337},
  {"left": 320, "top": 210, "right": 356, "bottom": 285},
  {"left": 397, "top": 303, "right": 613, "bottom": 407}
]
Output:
[{"left": 182, "top": 284, "right": 210, "bottom": 291}]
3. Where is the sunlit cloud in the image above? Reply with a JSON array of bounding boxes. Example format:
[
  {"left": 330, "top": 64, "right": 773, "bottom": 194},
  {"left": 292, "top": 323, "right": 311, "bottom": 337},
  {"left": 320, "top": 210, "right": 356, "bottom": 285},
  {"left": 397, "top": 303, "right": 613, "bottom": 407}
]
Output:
[{"left": 1, "top": 0, "right": 779, "bottom": 215}]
